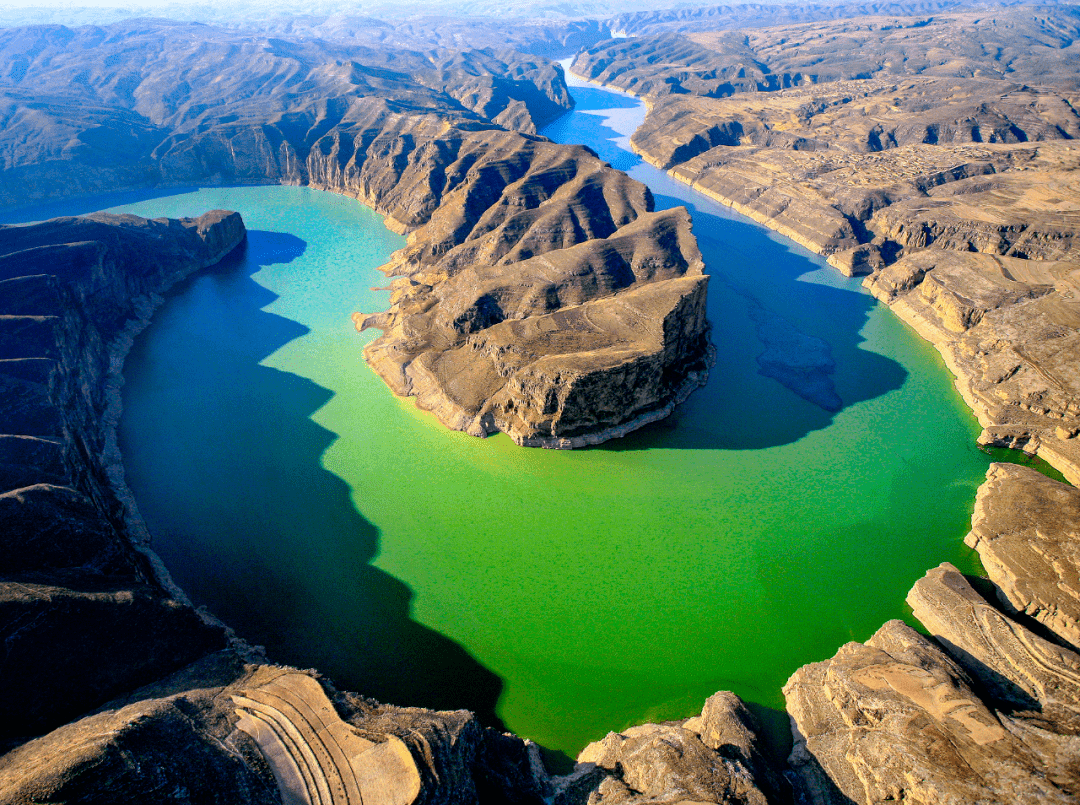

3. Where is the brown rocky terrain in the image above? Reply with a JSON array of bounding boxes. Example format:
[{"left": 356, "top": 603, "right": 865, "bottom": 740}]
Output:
[
  {"left": 0, "top": 19, "right": 713, "bottom": 447},
  {"left": 785, "top": 463, "right": 1080, "bottom": 804},
  {"left": 571, "top": 7, "right": 1080, "bottom": 477},
  {"left": 353, "top": 138, "right": 711, "bottom": 446}
]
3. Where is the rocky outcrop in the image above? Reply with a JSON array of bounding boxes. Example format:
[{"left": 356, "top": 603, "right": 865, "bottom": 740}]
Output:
[
  {"left": 558, "top": 691, "right": 782, "bottom": 805},
  {"left": 325, "top": 122, "right": 713, "bottom": 446},
  {"left": 784, "top": 463, "right": 1080, "bottom": 805},
  {"left": 0, "top": 210, "right": 554, "bottom": 804},
  {"left": 0, "top": 210, "right": 244, "bottom": 745},
  {"left": 0, "top": 650, "right": 544, "bottom": 805},
  {"left": 352, "top": 140, "right": 713, "bottom": 445},
  {"left": 864, "top": 245, "right": 1080, "bottom": 483}
]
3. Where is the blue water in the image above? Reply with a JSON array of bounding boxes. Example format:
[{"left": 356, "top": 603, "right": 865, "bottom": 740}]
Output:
[{"left": 0, "top": 79, "right": 993, "bottom": 762}]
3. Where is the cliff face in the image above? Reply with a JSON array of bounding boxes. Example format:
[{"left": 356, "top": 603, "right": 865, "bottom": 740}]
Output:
[
  {"left": 0, "top": 211, "right": 556, "bottom": 805},
  {"left": 785, "top": 464, "right": 1080, "bottom": 805},
  {"left": 0, "top": 210, "right": 244, "bottom": 743},
  {"left": 0, "top": 19, "right": 714, "bottom": 448}
]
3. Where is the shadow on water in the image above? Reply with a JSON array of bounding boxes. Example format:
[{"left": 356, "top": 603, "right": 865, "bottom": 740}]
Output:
[
  {"left": 120, "top": 229, "right": 506, "bottom": 727},
  {"left": 543, "top": 87, "right": 909, "bottom": 452}
]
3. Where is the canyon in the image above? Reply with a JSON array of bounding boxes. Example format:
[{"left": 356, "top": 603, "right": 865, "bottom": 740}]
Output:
[{"left": 1, "top": 3, "right": 1079, "bottom": 804}]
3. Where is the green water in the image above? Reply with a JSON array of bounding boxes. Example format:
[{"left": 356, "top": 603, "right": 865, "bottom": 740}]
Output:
[{"left": 13, "top": 80, "right": 999, "bottom": 760}]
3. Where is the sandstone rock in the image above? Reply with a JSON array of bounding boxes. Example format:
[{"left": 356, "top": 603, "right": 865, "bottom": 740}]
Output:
[
  {"left": 563, "top": 692, "right": 778, "bottom": 805},
  {"left": 964, "top": 463, "right": 1080, "bottom": 652},
  {"left": 0, "top": 649, "right": 545, "bottom": 805},
  {"left": 231, "top": 670, "right": 422, "bottom": 805},
  {"left": 785, "top": 619, "right": 1076, "bottom": 805}
]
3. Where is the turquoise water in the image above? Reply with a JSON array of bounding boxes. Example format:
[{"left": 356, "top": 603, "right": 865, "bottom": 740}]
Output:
[{"left": 10, "top": 80, "right": 994, "bottom": 761}]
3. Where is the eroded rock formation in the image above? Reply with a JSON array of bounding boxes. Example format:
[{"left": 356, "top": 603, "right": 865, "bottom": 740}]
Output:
[
  {"left": 353, "top": 139, "right": 712, "bottom": 445},
  {"left": 0, "top": 210, "right": 243, "bottom": 743},
  {"left": 571, "top": 7, "right": 1080, "bottom": 471},
  {"left": 784, "top": 463, "right": 1080, "bottom": 805}
]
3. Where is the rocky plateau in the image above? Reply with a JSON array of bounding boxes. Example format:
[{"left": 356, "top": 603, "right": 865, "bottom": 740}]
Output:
[
  {"left": 3, "top": 3, "right": 1080, "bottom": 805},
  {"left": 573, "top": 4, "right": 1080, "bottom": 480}
]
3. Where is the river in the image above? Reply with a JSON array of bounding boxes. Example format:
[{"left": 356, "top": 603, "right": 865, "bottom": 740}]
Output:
[{"left": 5, "top": 77, "right": 994, "bottom": 761}]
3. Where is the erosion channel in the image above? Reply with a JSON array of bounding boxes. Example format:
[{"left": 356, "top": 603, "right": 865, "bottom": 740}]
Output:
[{"left": 84, "top": 74, "right": 1003, "bottom": 760}]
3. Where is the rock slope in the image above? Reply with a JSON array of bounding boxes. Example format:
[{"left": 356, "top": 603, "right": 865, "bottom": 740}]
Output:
[
  {"left": 0, "top": 19, "right": 713, "bottom": 447},
  {"left": 0, "top": 210, "right": 554, "bottom": 805},
  {"left": 0, "top": 210, "right": 243, "bottom": 743},
  {"left": 785, "top": 463, "right": 1080, "bottom": 805}
]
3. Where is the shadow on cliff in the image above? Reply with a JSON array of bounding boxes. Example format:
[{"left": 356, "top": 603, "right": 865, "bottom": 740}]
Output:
[
  {"left": 118, "top": 230, "right": 506, "bottom": 726},
  {"left": 544, "top": 89, "right": 909, "bottom": 453}
]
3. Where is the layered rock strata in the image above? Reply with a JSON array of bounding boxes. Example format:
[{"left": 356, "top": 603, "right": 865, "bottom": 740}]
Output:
[
  {"left": 0, "top": 211, "right": 555, "bottom": 805},
  {"left": 571, "top": 10, "right": 1080, "bottom": 470},
  {"left": 0, "top": 19, "right": 713, "bottom": 447},
  {"left": 0, "top": 210, "right": 244, "bottom": 743},
  {"left": 785, "top": 463, "right": 1080, "bottom": 805}
]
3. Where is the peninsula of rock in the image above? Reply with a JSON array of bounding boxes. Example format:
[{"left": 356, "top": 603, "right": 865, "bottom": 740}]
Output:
[
  {"left": 0, "top": 19, "right": 713, "bottom": 447},
  {"left": 2, "top": 4, "right": 1080, "bottom": 805}
]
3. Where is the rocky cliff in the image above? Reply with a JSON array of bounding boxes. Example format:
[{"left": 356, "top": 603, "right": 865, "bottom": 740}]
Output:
[
  {"left": 0, "top": 210, "right": 243, "bottom": 744},
  {"left": 0, "top": 210, "right": 560, "bottom": 805},
  {"left": 0, "top": 19, "right": 714, "bottom": 447},
  {"left": 785, "top": 463, "right": 1080, "bottom": 804},
  {"left": 350, "top": 130, "right": 711, "bottom": 446}
]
